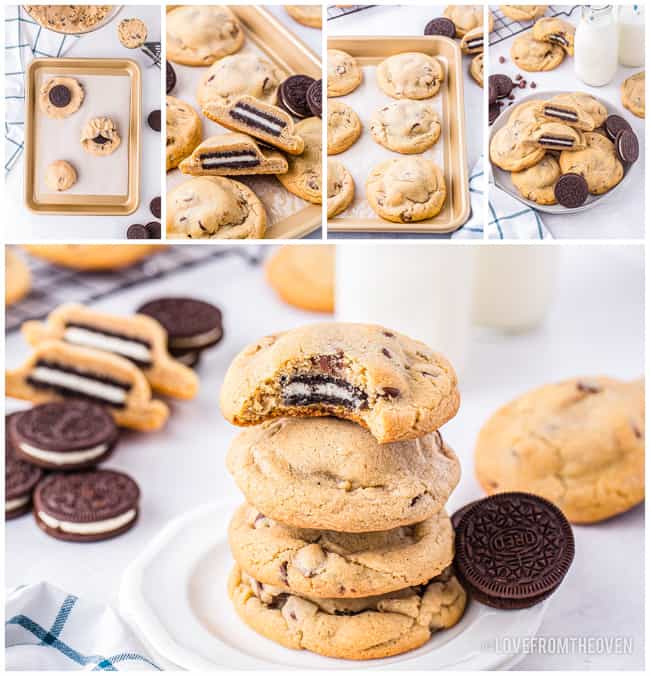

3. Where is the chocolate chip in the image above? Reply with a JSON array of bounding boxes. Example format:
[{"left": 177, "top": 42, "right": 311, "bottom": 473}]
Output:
[
  {"left": 149, "top": 196, "right": 161, "bottom": 219},
  {"left": 410, "top": 494, "right": 423, "bottom": 507},
  {"left": 126, "top": 223, "right": 148, "bottom": 239},
  {"left": 577, "top": 381, "right": 601, "bottom": 394},
  {"left": 145, "top": 221, "right": 161, "bottom": 239},
  {"left": 379, "top": 387, "right": 400, "bottom": 398},
  {"left": 147, "top": 110, "right": 161, "bottom": 132},
  {"left": 515, "top": 73, "right": 522, "bottom": 81},
  {"left": 499, "top": 56, "right": 506, "bottom": 63},
  {"left": 381, "top": 348, "right": 392, "bottom": 359},
  {"left": 530, "top": 81, "right": 537, "bottom": 89},
  {"left": 279, "top": 561, "right": 288, "bottom": 583},
  {"left": 48, "top": 84, "right": 72, "bottom": 108},
  {"left": 519, "top": 80, "right": 526, "bottom": 89},
  {"left": 383, "top": 331, "right": 394, "bottom": 337}
]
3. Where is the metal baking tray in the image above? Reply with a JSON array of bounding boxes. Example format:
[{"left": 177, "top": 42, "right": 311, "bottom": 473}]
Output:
[
  {"left": 166, "top": 6, "right": 323, "bottom": 240},
  {"left": 24, "top": 57, "right": 141, "bottom": 215},
  {"left": 327, "top": 36, "right": 470, "bottom": 234}
]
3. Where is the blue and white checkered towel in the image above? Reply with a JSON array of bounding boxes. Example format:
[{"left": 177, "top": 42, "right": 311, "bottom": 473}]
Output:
[
  {"left": 487, "top": 174, "right": 553, "bottom": 240},
  {"left": 5, "top": 6, "right": 78, "bottom": 173},
  {"left": 6, "top": 582, "right": 160, "bottom": 671},
  {"left": 451, "top": 155, "right": 484, "bottom": 239}
]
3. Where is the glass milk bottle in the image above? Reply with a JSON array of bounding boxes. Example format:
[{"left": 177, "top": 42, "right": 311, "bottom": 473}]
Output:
[
  {"left": 618, "top": 4, "right": 644, "bottom": 67},
  {"left": 574, "top": 5, "right": 619, "bottom": 86}
]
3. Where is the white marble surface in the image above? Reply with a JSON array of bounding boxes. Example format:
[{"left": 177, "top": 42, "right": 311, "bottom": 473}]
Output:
[
  {"left": 5, "top": 5, "right": 162, "bottom": 241},
  {"left": 5, "top": 243, "right": 644, "bottom": 670}
]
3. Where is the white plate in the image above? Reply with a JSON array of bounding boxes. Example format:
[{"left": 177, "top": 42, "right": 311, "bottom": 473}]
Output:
[
  {"left": 119, "top": 500, "right": 549, "bottom": 670},
  {"left": 489, "top": 90, "right": 639, "bottom": 214}
]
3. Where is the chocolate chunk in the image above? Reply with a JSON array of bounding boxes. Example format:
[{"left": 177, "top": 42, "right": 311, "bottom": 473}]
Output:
[
  {"left": 145, "top": 221, "right": 161, "bottom": 239},
  {"left": 278, "top": 75, "right": 315, "bottom": 119},
  {"left": 49, "top": 84, "right": 72, "bottom": 108},
  {"left": 149, "top": 196, "right": 161, "bottom": 219},
  {"left": 147, "top": 109, "right": 161, "bottom": 132},
  {"left": 306, "top": 79, "right": 322, "bottom": 117},
  {"left": 616, "top": 129, "right": 639, "bottom": 164},
  {"left": 554, "top": 173, "right": 588, "bottom": 208},
  {"left": 499, "top": 56, "right": 506, "bottom": 64},
  {"left": 488, "top": 74, "right": 513, "bottom": 100},
  {"left": 127, "top": 223, "right": 148, "bottom": 239},
  {"left": 604, "top": 114, "right": 632, "bottom": 142},
  {"left": 454, "top": 492, "right": 575, "bottom": 609},
  {"left": 166, "top": 60, "right": 176, "bottom": 94},
  {"left": 424, "top": 17, "right": 456, "bottom": 38}
]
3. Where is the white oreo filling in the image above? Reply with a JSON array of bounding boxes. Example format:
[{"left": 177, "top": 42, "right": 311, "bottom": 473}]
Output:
[
  {"left": 171, "top": 326, "right": 222, "bottom": 349},
  {"left": 64, "top": 327, "right": 152, "bottom": 364},
  {"left": 233, "top": 107, "right": 285, "bottom": 135},
  {"left": 38, "top": 508, "right": 136, "bottom": 535},
  {"left": 19, "top": 442, "right": 108, "bottom": 465},
  {"left": 6, "top": 496, "right": 30, "bottom": 511},
  {"left": 201, "top": 154, "right": 258, "bottom": 167},
  {"left": 30, "top": 367, "right": 128, "bottom": 405},
  {"left": 544, "top": 108, "right": 577, "bottom": 121},
  {"left": 283, "top": 381, "right": 356, "bottom": 404}
]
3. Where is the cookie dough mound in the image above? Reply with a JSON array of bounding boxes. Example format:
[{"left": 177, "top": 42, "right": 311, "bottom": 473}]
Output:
[
  {"left": 166, "top": 5, "right": 244, "bottom": 66},
  {"left": 5, "top": 249, "right": 31, "bottom": 305},
  {"left": 226, "top": 418, "right": 460, "bottom": 532},
  {"left": 118, "top": 17, "right": 148, "bottom": 48},
  {"left": 229, "top": 565, "right": 466, "bottom": 659},
  {"left": 45, "top": 161, "right": 77, "bottom": 192},
  {"left": 197, "top": 53, "right": 285, "bottom": 108},
  {"left": 559, "top": 132, "right": 624, "bottom": 195},
  {"left": 511, "top": 155, "right": 560, "bottom": 205},
  {"left": 22, "top": 245, "right": 159, "bottom": 270},
  {"left": 266, "top": 245, "right": 335, "bottom": 313},
  {"left": 622, "top": 71, "right": 645, "bottom": 118},
  {"left": 81, "top": 117, "right": 121, "bottom": 156},
  {"left": 475, "top": 377, "right": 645, "bottom": 523},
  {"left": 25, "top": 5, "right": 112, "bottom": 33},
  {"left": 327, "top": 49, "right": 362, "bottom": 97},
  {"left": 220, "top": 322, "right": 460, "bottom": 444},
  {"left": 39, "top": 77, "right": 84, "bottom": 119},
  {"left": 369, "top": 100, "right": 441, "bottom": 154},
  {"left": 500, "top": 5, "right": 547, "bottom": 22},
  {"left": 511, "top": 31, "right": 564, "bottom": 71},
  {"left": 366, "top": 157, "right": 447, "bottom": 223},
  {"left": 327, "top": 101, "right": 361, "bottom": 155},
  {"left": 166, "top": 176, "right": 266, "bottom": 239},
  {"left": 443, "top": 5, "right": 489, "bottom": 36},
  {"left": 230, "top": 504, "right": 455, "bottom": 598},
  {"left": 166, "top": 96, "right": 202, "bottom": 171},
  {"left": 377, "top": 53, "right": 444, "bottom": 100},
  {"left": 285, "top": 5, "right": 322, "bottom": 28},
  {"left": 277, "top": 117, "right": 322, "bottom": 204},
  {"left": 327, "top": 159, "right": 354, "bottom": 219}
]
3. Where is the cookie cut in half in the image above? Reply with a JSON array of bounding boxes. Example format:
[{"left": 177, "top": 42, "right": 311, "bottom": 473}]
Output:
[
  {"left": 21, "top": 303, "right": 199, "bottom": 399},
  {"left": 179, "top": 133, "right": 288, "bottom": 176},
  {"left": 460, "top": 26, "right": 484, "bottom": 54},
  {"left": 220, "top": 322, "right": 460, "bottom": 443},
  {"left": 202, "top": 95, "right": 305, "bottom": 155},
  {"left": 530, "top": 122, "right": 586, "bottom": 151},
  {"left": 538, "top": 101, "right": 595, "bottom": 131},
  {"left": 5, "top": 340, "right": 169, "bottom": 431},
  {"left": 533, "top": 17, "right": 575, "bottom": 55}
]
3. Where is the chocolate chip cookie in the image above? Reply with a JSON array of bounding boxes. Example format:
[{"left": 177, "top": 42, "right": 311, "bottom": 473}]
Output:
[
  {"left": 470, "top": 52, "right": 484, "bottom": 87},
  {"left": 511, "top": 155, "right": 560, "bottom": 205},
  {"left": 530, "top": 122, "right": 586, "bottom": 151},
  {"left": 276, "top": 117, "right": 322, "bottom": 203},
  {"left": 511, "top": 31, "right": 565, "bottom": 71},
  {"left": 327, "top": 49, "right": 362, "bottom": 97},
  {"left": 327, "top": 101, "right": 361, "bottom": 155},
  {"left": 559, "top": 132, "right": 624, "bottom": 195},
  {"left": 377, "top": 52, "right": 444, "bottom": 100},
  {"left": 533, "top": 17, "right": 575, "bottom": 55},
  {"left": 166, "top": 96, "right": 202, "bottom": 171},
  {"left": 499, "top": 5, "right": 547, "bottom": 22},
  {"left": 443, "top": 5, "right": 490, "bottom": 36},
  {"left": 622, "top": 71, "right": 645, "bottom": 118},
  {"left": 369, "top": 100, "right": 441, "bottom": 154},
  {"left": 284, "top": 5, "right": 322, "bottom": 28},
  {"left": 39, "top": 77, "right": 84, "bottom": 119},
  {"left": 327, "top": 159, "right": 354, "bottom": 218},
  {"left": 489, "top": 101, "right": 546, "bottom": 171},
  {"left": 552, "top": 92, "right": 608, "bottom": 128}
]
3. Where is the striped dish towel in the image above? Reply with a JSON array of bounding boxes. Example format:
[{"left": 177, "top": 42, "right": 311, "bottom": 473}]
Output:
[
  {"left": 6, "top": 582, "right": 160, "bottom": 670},
  {"left": 487, "top": 173, "right": 553, "bottom": 240},
  {"left": 452, "top": 155, "right": 485, "bottom": 239},
  {"left": 5, "top": 6, "right": 78, "bottom": 173}
]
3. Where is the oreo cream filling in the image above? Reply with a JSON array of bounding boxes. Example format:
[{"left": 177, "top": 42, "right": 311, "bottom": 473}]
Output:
[
  {"left": 280, "top": 374, "right": 368, "bottom": 409},
  {"left": 64, "top": 323, "right": 152, "bottom": 367},
  {"left": 230, "top": 102, "right": 287, "bottom": 137},
  {"left": 550, "top": 33, "right": 569, "bottom": 46},
  {"left": 19, "top": 442, "right": 108, "bottom": 465},
  {"left": 170, "top": 326, "right": 223, "bottom": 349},
  {"left": 544, "top": 106, "right": 578, "bottom": 122},
  {"left": 6, "top": 496, "right": 30, "bottom": 511},
  {"left": 466, "top": 38, "right": 483, "bottom": 49},
  {"left": 38, "top": 509, "right": 136, "bottom": 535},
  {"left": 199, "top": 150, "right": 260, "bottom": 169},
  {"left": 539, "top": 136, "right": 574, "bottom": 147}
]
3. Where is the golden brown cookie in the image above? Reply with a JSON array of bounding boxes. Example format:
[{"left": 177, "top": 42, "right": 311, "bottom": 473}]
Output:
[
  {"left": 558, "top": 132, "right": 624, "bottom": 195},
  {"left": 5, "top": 249, "right": 31, "bottom": 306},
  {"left": 511, "top": 155, "right": 560, "bottom": 205},
  {"left": 622, "top": 71, "right": 645, "bottom": 118},
  {"left": 327, "top": 159, "right": 354, "bottom": 218},
  {"left": 511, "top": 31, "right": 565, "bottom": 71},
  {"left": 22, "top": 245, "right": 160, "bottom": 270}
]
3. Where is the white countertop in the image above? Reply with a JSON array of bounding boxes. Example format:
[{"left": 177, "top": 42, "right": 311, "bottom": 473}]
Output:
[
  {"left": 5, "top": 243, "right": 644, "bottom": 669},
  {"left": 5, "top": 5, "right": 162, "bottom": 241},
  {"left": 488, "top": 5, "right": 645, "bottom": 240}
]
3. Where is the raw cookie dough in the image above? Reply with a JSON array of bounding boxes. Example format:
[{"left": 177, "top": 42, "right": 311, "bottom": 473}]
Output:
[
  {"left": 511, "top": 155, "right": 560, "bottom": 205},
  {"left": 5, "top": 249, "right": 31, "bottom": 306},
  {"left": 559, "top": 132, "right": 624, "bottom": 195},
  {"left": 327, "top": 159, "right": 354, "bottom": 218},
  {"left": 166, "top": 96, "right": 202, "bottom": 171},
  {"left": 622, "top": 71, "right": 645, "bottom": 118},
  {"left": 166, "top": 176, "right": 267, "bottom": 239},
  {"left": 470, "top": 52, "right": 484, "bottom": 87},
  {"left": 327, "top": 101, "right": 361, "bottom": 155},
  {"left": 197, "top": 53, "right": 285, "bottom": 108},
  {"left": 284, "top": 5, "right": 322, "bottom": 28},
  {"left": 39, "top": 77, "right": 84, "bottom": 119},
  {"left": 80, "top": 117, "right": 121, "bottom": 156},
  {"left": 45, "top": 161, "right": 77, "bottom": 192},
  {"left": 369, "top": 100, "right": 441, "bottom": 154},
  {"left": 377, "top": 53, "right": 444, "bottom": 100},
  {"left": 327, "top": 49, "right": 362, "bottom": 97},
  {"left": 443, "top": 5, "right": 492, "bottom": 36},
  {"left": 166, "top": 5, "right": 244, "bottom": 66},
  {"left": 475, "top": 377, "right": 645, "bottom": 524},
  {"left": 366, "top": 157, "right": 447, "bottom": 222},
  {"left": 118, "top": 18, "right": 148, "bottom": 49},
  {"left": 511, "top": 31, "right": 565, "bottom": 71},
  {"left": 277, "top": 117, "right": 322, "bottom": 204},
  {"left": 25, "top": 5, "right": 111, "bottom": 33},
  {"left": 499, "top": 5, "right": 547, "bottom": 21}
]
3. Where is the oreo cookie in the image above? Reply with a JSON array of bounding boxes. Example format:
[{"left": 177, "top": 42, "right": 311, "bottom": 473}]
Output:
[
  {"left": 34, "top": 469, "right": 140, "bottom": 542},
  {"left": 137, "top": 297, "right": 223, "bottom": 352},
  {"left": 49, "top": 84, "right": 72, "bottom": 108},
  {"left": 278, "top": 75, "right": 315, "bottom": 119},
  {"left": 9, "top": 400, "right": 118, "bottom": 471},
  {"left": 166, "top": 60, "right": 176, "bottom": 94},
  {"left": 306, "top": 79, "right": 322, "bottom": 117},
  {"left": 424, "top": 17, "right": 456, "bottom": 38},
  {"left": 145, "top": 221, "right": 161, "bottom": 239},
  {"left": 616, "top": 129, "right": 639, "bottom": 164},
  {"left": 451, "top": 499, "right": 479, "bottom": 531},
  {"left": 150, "top": 196, "right": 161, "bottom": 219},
  {"left": 554, "top": 173, "right": 589, "bottom": 208},
  {"left": 148, "top": 109, "right": 161, "bottom": 132},
  {"left": 488, "top": 74, "right": 513, "bottom": 101},
  {"left": 170, "top": 348, "right": 201, "bottom": 369},
  {"left": 455, "top": 492, "right": 575, "bottom": 609},
  {"left": 6, "top": 413, "right": 43, "bottom": 519},
  {"left": 127, "top": 223, "right": 148, "bottom": 239},
  {"left": 604, "top": 114, "right": 632, "bottom": 142},
  {"left": 489, "top": 101, "right": 502, "bottom": 125}
]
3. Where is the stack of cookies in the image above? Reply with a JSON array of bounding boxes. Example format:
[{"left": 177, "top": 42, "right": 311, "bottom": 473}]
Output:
[{"left": 221, "top": 322, "right": 467, "bottom": 660}]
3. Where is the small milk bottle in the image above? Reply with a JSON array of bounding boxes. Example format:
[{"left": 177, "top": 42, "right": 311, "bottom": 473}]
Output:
[
  {"left": 618, "top": 4, "right": 644, "bottom": 67},
  {"left": 574, "top": 5, "right": 619, "bottom": 86}
]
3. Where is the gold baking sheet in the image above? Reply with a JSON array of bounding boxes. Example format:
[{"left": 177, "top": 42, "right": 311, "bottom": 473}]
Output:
[
  {"left": 24, "top": 58, "right": 141, "bottom": 215},
  {"left": 326, "top": 36, "right": 470, "bottom": 234},
  {"left": 166, "top": 6, "right": 323, "bottom": 240}
]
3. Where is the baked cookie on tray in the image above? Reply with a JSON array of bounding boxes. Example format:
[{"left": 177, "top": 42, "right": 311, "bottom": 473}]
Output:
[
  {"left": 533, "top": 17, "right": 575, "bottom": 55},
  {"left": 220, "top": 322, "right": 460, "bottom": 443},
  {"left": 277, "top": 117, "right": 322, "bottom": 203},
  {"left": 327, "top": 100, "right": 361, "bottom": 155},
  {"left": 327, "top": 159, "right": 354, "bottom": 218},
  {"left": 369, "top": 100, "right": 441, "bottom": 154},
  {"left": 377, "top": 53, "right": 444, "bottom": 100},
  {"left": 166, "top": 96, "right": 202, "bottom": 171},
  {"left": 327, "top": 49, "right": 362, "bottom": 97}
]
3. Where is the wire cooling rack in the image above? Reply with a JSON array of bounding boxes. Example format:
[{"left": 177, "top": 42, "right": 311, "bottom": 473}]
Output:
[
  {"left": 327, "top": 5, "right": 375, "bottom": 21},
  {"left": 490, "top": 5, "right": 581, "bottom": 45},
  {"left": 5, "top": 246, "right": 263, "bottom": 334}
]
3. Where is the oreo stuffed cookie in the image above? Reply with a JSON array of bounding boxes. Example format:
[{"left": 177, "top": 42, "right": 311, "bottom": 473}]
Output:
[
  {"left": 34, "top": 469, "right": 140, "bottom": 542},
  {"left": 6, "top": 413, "right": 43, "bottom": 519},
  {"left": 9, "top": 400, "right": 118, "bottom": 470}
]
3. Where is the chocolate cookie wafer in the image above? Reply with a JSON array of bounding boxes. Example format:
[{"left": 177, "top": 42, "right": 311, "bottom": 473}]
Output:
[{"left": 6, "top": 413, "right": 43, "bottom": 519}]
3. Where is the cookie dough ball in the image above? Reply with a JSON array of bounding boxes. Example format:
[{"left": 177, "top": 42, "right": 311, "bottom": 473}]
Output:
[
  {"left": 369, "top": 100, "right": 441, "bottom": 154},
  {"left": 118, "top": 17, "right": 148, "bottom": 48},
  {"left": 327, "top": 101, "right": 361, "bottom": 155},
  {"left": 377, "top": 53, "right": 444, "bottom": 100},
  {"left": 166, "top": 96, "right": 202, "bottom": 171},
  {"left": 366, "top": 157, "right": 447, "bottom": 223},
  {"left": 284, "top": 5, "right": 322, "bottom": 28},
  {"left": 166, "top": 5, "right": 244, "bottom": 66},
  {"left": 277, "top": 117, "right": 322, "bottom": 204},
  {"left": 39, "top": 77, "right": 84, "bottom": 119},
  {"left": 327, "top": 49, "right": 362, "bottom": 97},
  {"left": 327, "top": 159, "right": 354, "bottom": 219},
  {"left": 81, "top": 117, "right": 121, "bottom": 156},
  {"left": 511, "top": 155, "right": 560, "bottom": 205},
  {"left": 45, "top": 160, "right": 77, "bottom": 192},
  {"left": 197, "top": 53, "right": 285, "bottom": 108}
]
